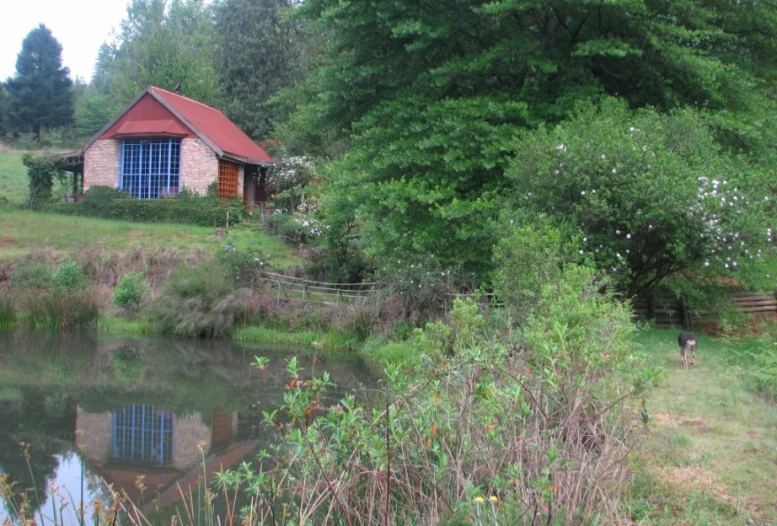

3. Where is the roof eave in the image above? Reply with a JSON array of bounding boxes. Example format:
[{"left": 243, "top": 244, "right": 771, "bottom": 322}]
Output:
[{"left": 220, "top": 152, "right": 275, "bottom": 167}]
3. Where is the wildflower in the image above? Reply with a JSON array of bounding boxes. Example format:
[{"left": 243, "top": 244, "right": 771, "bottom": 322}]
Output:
[
  {"left": 474, "top": 497, "right": 485, "bottom": 504},
  {"left": 581, "top": 190, "right": 586, "bottom": 196},
  {"left": 489, "top": 496, "right": 498, "bottom": 503}
]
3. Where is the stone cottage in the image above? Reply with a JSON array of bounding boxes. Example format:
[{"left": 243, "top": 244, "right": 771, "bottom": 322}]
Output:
[{"left": 70, "top": 85, "right": 274, "bottom": 204}]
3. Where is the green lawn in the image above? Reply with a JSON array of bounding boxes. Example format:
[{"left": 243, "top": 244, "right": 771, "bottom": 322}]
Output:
[
  {"left": 0, "top": 149, "right": 300, "bottom": 266},
  {"left": 0, "top": 206, "right": 299, "bottom": 266},
  {"left": 626, "top": 328, "right": 777, "bottom": 524},
  {"left": 0, "top": 149, "right": 29, "bottom": 203}
]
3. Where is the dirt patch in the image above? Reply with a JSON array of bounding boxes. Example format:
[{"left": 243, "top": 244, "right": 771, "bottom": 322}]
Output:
[
  {"left": 680, "top": 418, "right": 714, "bottom": 433},
  {"left": 655, "top": 465, "right": 733, "bottom": 504},
  {"left": 0, "top": 237, "right": 15, "bottom": 247},
  {"left": 653, "top": 412, "right": 676, "bottom": 426}
]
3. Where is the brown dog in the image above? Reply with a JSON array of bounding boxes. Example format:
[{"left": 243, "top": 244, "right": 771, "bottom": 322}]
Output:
[{"left": 678, "top": 331, "right": 697, "bottom": 368}]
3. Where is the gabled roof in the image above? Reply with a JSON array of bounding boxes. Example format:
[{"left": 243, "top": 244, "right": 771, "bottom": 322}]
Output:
[{"left": 83, "top": 86, "right": 274, "bottom": 166}]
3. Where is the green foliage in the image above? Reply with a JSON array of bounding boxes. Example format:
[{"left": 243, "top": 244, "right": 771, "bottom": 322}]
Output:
[
  {"left": 5, "top": 24, "right": 74, "bottom": 140},
  {"left": 508, "top": 99, "right": 776, "bottom": 298},
  {"left": 0, "top": 84, "right": 8, "bottom": 136},
  {"left": 10, "top": 264, "right": 52, "bottom": 290},
  {"left": 214, "top": 0, "right": 305, "bottom": 139},
  {"left": 22, "top": 154, "right": 68, "bottom": 200},
  {"left": 112, "top": 273, "right": 149, "bottom": 312},
  {"left": 492, "top": 215, "right": 578, "bottom": 319},
  {"left": 287, "top": 0, "right": 777, "bottom": 284},
  {"left": 111, "top": 345, "right": 147, "bottom": 380},
  {"left": 150, "top": 261, "right": 250, "bottom": 337},
  {"left": 0, "top": 297, "right": 15, "bottom": 327},
  {"left": 73, "top": 90, "right": 116, "bottom": 138},
  {"left": 21, "top": 290, "right": 100, "bottom": 330},
  {"left": 37, "top": 185, "right": 245, "bottom": 227},
  {"left": 51, "top": 259, "right": 86, "bottom": 293},
  {"left": 97, "top": 0, "right": 222, "bottom": 108},
  {"left": 220, "top": 270, "right": 651, "bottom": 524}
]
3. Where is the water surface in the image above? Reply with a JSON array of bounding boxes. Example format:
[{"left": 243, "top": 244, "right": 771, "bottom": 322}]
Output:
[{"left": 0, "top": 330, "right": 375, "bottom": 524}]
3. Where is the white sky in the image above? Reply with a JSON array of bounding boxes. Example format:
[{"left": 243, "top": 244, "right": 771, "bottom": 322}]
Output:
[{"left": 1, "top": 0, "right": 131, "bottom": 83}]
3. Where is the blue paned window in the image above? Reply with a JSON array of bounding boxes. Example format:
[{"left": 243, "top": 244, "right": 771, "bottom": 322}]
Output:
[
  {"left": 112, "top": 405, "right": 174, "bottom": 464},
  {"left": 120, "top": 139, "right": 181, "bottom": 199}
]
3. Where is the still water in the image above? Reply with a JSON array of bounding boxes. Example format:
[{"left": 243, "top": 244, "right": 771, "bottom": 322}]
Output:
[{"left": 0, "top": 330, "right": 375, "bottom": 524}]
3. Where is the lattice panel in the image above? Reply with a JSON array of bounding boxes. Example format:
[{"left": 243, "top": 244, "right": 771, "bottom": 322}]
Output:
[
  {"left": 218, "top": 160, "right": 239, "bottom": 198},
  {"left": 120, "top": 139, "right": 180, "bottom": 198},
  {"left": 112, "top": 405, "right": 174, "bottom": 464}
]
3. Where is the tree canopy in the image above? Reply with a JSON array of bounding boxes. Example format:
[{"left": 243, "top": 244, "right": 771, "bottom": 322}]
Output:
[
  {"left": 288, "top": 0, "right": 777, "bottom": 287},
  {"left": 5, "top": 24, "right": 74, "bottom": 140},
  {"left": 214, "top": 0, "right": 305, "bottom": 140}
]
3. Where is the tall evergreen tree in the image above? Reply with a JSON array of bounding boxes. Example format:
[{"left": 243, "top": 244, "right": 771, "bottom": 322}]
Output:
[
  {"left": 0, "top": 83, "right": 8, "bottom": 136},
  {"left": 5, "top": 24, "right": 74, "bottom": 141},
  {"left": 214, "top": 0, "right": 304, "bottom": 140}
]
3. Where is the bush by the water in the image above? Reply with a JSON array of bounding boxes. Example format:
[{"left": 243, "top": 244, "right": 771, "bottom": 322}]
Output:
[
  {"left": 51, "top": 259, "right": 86, "bottom": 293},
  {"left": 150, "top": 262, "right": 251, "bottom": 337},
  {"left": 34, "top": 186, "right": 245, "bottom": 227},
  {"left": 112, "top": 272, "right": 148, "bottom": 313}
]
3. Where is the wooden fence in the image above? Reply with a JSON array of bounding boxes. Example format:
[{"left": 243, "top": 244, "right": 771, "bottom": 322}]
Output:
[
  {"left": 258, "top": 272, "right": 382, "bottom": 303},
  {"left": 633, "top": 289, "right": 777, "bottom": 329},
  {"left": 255, "top": 272, "right": 776, "bottom": 330}
]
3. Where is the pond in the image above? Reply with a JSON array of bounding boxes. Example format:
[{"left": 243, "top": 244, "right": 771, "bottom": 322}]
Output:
[{"left": 0, "top": 330, "right": 376, "bottom": 525}]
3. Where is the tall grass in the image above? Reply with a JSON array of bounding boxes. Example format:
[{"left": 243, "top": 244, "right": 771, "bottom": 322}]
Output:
[
  {"left": 21, "top": 289, "right": 100, "bottom": 330},
  {"left": 232, "top": 325, "right": 357, "bottom": 349},
  {"left": 0, "top": 296, "right": 15, "bottom": 327}
]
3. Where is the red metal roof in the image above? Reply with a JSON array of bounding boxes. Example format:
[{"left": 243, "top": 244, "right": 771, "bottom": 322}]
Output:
[
  {"left": 151, "top": 86, "right": 274, "bottom": 165},
  {"left": 86, "top": 86, "right": 273, "bottom": 166},
  {"left": 101, "top": 95, "right": 194, "bottom": 139}
]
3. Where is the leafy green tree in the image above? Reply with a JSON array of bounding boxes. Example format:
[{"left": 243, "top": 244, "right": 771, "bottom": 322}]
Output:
[
  {"left": 290, "top": 0, "right": 777, "bottom": 282},
  {"left": 213, "top": 0, "right": 305, "bottom": 140},
  {"left": 5, "top": 24, "right": 74, "bottom": 141},
  {"left": 507, "top": 98, "right": 776, "bottom": 298},
  {"left": 101, "top": 0, "right": 222, "bottom": 107}
]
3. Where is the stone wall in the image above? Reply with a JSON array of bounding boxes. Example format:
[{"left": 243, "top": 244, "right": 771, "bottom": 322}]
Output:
[
  {"left": 172, "top": 413, "right": 211, "bottom": 471},
  {"left": 180, "top": 138, "right": 218, "bottom": 195},
  {"left": 76, "top": 408, "right": 112, "bottom": 462},
  {"left": 83, "top": 140, "right": 120, "bottom": 190}
]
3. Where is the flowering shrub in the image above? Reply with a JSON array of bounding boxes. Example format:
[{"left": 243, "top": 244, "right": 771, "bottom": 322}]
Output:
[
  {"left": 509, "top": 98, "right": 776, "bottom": 297},
  {"left": 266, "top": 146, "right": 316, "bottom": 194}
]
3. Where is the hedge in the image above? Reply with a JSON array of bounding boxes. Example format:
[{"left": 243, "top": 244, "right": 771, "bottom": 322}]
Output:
[{"left": 33, "top": 186, "right": 245, "bottom": 227}]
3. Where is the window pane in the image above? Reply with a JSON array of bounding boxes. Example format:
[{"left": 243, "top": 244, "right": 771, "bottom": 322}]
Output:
[{"left": 120, "top": 139, "right": 182, "bottom": 199}]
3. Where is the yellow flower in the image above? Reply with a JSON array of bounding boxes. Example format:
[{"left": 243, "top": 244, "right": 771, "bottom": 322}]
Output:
[
  {"left": 489, "top": 495, "right": 498, "bottom": 503},
  {"left": 474, "top": 497, "right": 485, "bottom": 505}
]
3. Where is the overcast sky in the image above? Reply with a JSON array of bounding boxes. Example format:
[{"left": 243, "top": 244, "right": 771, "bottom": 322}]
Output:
[{"left": 1, "top": 0, "right": 130, "bottom": 82}]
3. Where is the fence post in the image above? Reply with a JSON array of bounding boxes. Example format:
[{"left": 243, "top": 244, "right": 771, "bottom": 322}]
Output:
[
  {"left": 277, "top": 279, "right": 281, "bottom": 304},
  {"left": 303, "top": 284, "right": 307, "bottom": 300}
]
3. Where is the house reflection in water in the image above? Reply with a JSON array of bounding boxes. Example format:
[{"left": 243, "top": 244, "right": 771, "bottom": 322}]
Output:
[{"left": 76, "top": 405, "right": 258, "bottom": 511}]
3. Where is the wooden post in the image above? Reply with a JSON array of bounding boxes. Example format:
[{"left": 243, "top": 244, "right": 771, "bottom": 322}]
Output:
[{"left": 303, "top": 284, "right": 307, "bottom": 300}]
